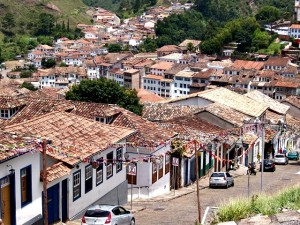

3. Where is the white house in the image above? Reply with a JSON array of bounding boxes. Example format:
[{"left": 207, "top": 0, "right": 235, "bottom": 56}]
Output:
[
  {"left": 288, "top": 24, "right": 300, "bottom": 39},
  {"left": 3, "top": 111, "right": 137, "bottom": 223},
  {"left": 0, "top": 133, "right": 43, "bottom": 225},
  {"left": 36, "top": 66, "right": 87, "bottom": 89},
  {"left": 172, "top": 70, "right": 195, "bottom": 98}
]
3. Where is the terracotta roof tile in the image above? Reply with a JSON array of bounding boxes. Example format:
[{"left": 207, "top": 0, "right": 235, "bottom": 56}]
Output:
[
  {"left": 137, "top": 89, "right": 165, "bottom": 103},
  {"left": 0, "top": 132, "right": 40, "bottom": 163},
  {"left": 281, "top": 96, "right": 300, "bottom": 109},
  {"left": 202, "top": 103, "right": 251, "bottom": 127},
  {"left": 197, "top": 87, "right": 269, "bottom": 117},
  {"left": 264, "top": 57, "right": 290, "bottom": 67},
  {"left": 232, "top": 60, "right": 264, "bottom": 70},
  {"left": 142, "top": 103, "right": 203, "bottom": 121},
  {"left": 1, "top": 98, "right": 74, "bottom": 127},
  {"left": 40, "top": 162, "right": 71, "bottom": 184},
  {"left": 157, "top": 45, "right": 181, "bottom": 52},
  {"left": 245, "top": 90, "right": 290, "bottom": 115},
  {"left": 0, "top": 96, "right": 25, "bottom": 108},
  {"left": 4, "top": 111, "right": 136, "bottom": 166},
  {"left": 150, "top": 61, "right": 174, "bottom": 70}
]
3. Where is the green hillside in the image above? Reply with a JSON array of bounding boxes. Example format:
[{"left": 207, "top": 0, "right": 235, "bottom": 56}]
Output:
[{"left": 0, "top": 0, "right": 91, "bottom": 37}]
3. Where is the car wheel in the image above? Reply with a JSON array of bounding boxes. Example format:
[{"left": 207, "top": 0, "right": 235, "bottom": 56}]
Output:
[
  {"left": 130, "top": 219, "right": 135, "bottom": 225},
  {"left": 226, "top": 182, "right": 229, "bottom": 189},
  {"left": 232, "top": 182, "right": 234, "bottom": 187}
]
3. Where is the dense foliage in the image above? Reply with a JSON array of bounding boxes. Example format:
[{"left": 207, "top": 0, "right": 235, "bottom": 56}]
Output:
[
  {"left": 155, "top": 10, "right": 208, "bottom": 47},
  {"left": 66, "top": 78, "right": 143, "bottom": 115},
  {"left": 83, "top": 0, "right": 157, "bottom": 18}
]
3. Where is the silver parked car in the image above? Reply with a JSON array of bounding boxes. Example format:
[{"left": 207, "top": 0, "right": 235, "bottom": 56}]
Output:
[
  {"left": 81, "top": 205, "right": 135, "bottom": 225},
  {"left": 274, "top": 154, "right": 288, "bottom": 165},
  {"left": 209, "top": 172, "right": 234, "bottom": 188}
]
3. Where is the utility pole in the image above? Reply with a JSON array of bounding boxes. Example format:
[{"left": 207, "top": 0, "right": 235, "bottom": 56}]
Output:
[
  {"left": 260, "top": 123, "right": 265, "bottom": 193},
  {"left": 195, "top": 140, "right": 201, "bottom": 223},
  {"left": 42, "top": 140, "right": 48, "bottom": 225}
]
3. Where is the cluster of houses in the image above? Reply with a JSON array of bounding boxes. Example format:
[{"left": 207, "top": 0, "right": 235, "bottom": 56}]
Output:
[
  {"left": 23, "top": 44, "right": 300, "bottom": 101},
  {"left": 0, "top": 76, "right": 300, "bottom": 224}
]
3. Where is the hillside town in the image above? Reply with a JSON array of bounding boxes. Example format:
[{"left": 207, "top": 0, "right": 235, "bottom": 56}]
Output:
[{"left": 0, "top": 2, "right": 300, "bottom": 225}]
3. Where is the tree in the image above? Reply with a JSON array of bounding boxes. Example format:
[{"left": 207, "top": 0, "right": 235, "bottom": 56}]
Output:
[
  {"left": 255, "top": 6, "right": 281, "bottom": 26},
  {"left": 252, "top": 29, "right": 270, "bottom": 50},
  {"left": 187, "top": 42, "right": 194, "bottom": 52},
  {"left": 2, "top": 13, "right": 16, "bottom": 31},
  {"left": 41, "top": 58, "right": 56, "bottom": 68},
  {"left": 66, "top": 78, "right": 143, "bottom": 115},
  {"left": 140, "top": 38, "right": 157, "bottom": 52},
  {"left": 36, "top": 13, "right": 55, "bottom": 35},
  {"left": 107, "top": 43, "right": 122, "bottom": 52},
  {"left": 21, "top": 82, "right": 37, "bottom": 91}
]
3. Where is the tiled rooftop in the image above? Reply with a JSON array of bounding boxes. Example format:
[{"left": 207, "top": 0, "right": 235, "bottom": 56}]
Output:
[
  {"left": 4, "top": 111, "right": 136, "bottom": 166},
  {"left": 40, "top": 162, "right": 71, "bottom": 184},
  {"left": 231, "top": 60, "right": 264, "bottom": 70},
  {"left": 245, "top": 90, "right": 290, "bottom": 115},
  {"left": 282, "top": 96, "right": 300, "bottom": 109},
  {"left": 142, "top": 103, "right": 203, "bottom": 121},
  {"left": 197, "top": 87, "right": 269, "bottom": 117},
  {"left": 1, "top": 98, "right": 74, "bottom": 127},
  {"left": 0, "top": 132, "right": 40, "bottom": 163},
  {"left": 137, "top": 89, "right": 165, "bottom": 103},
  {"left": 201, "top": 103, "right": 251, "bottom": 127}
]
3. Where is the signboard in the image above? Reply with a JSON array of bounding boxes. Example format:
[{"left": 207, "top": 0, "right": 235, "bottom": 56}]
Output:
[
  {"left": 127, "top": 163, "right": 137, "bottom": 176},
  {"left": 172, "top": 157, "right": 179, "bottom": 166}
]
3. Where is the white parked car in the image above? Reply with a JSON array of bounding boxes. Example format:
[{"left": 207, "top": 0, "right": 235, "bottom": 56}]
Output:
[
  {"left": 81, "top": 205, "right": 135, "bottom": 225},
  {"left": 209, "top": 172, "right": 234, "bottom": 188},
  {"left": 274, "top": 154, "right": 288, "bottom": 165}
]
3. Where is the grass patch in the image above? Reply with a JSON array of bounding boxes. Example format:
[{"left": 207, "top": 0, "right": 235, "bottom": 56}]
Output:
[
  {"left": 214, "top": 185, "right": 300, "bottom": 223},
  {"left": 257, "top": 42, "right": 286, "bottom": 55}
]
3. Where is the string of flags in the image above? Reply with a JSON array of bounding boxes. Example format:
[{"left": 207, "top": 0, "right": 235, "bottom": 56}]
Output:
[{"left": 0, "top": 137, "right": 257, "bottom": 167}]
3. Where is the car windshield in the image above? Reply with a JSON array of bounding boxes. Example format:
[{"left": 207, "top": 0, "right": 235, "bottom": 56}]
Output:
[
  {"left": 84, "top": 209, "right": 110, "bottom": 217},
  {"left": 275, "top": 155, "right": 285, "bottom": 158},
  {"left": 211, "top": 173, "right": 225, "bottom": 177},
  {"left": 264, "top": 160, "right": 273, "bottom": 163},
  {"left": 288, "top": 152, "right": 297, "bottom": 155}
]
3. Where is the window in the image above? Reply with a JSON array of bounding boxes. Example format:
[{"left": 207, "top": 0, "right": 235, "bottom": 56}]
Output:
[
  {"left": 21, "top": 166, "right": 32, "bottom": 207},
  {"left": 85, "top": 165, "right": 93, "bottom": 193},
  {"left": 152, "top": 163, "right": 157, "bottom": 184},
  {"left": 96, "top": 158, "right": 103, "bottom": 186},
  {"left": 106, "top": 152, "right": 113, "bottom": 179},
  {"left": 116, "top": 147, "right": 123, "bottom": 173},
  {"left": 73, "top": 170, "right": 81, "bottom": 201},
  {"left": 158, "top": 157, "right": 164, "bottom": 179},
  {"left": 0, "top": 109, "right": 9, "bottom": 119},
  {"left": 165, "top": 154, "right": 170, "bottom": 174}
]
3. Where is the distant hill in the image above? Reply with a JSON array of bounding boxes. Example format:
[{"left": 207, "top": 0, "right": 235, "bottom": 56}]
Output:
[{"left": 0, "top": 0, "right": 92, "bottom": 38}]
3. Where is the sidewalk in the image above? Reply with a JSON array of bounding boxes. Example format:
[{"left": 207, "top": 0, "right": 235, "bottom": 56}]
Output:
[
  {"left": 62, "top": 166, "right": 248, "bottom": 225},
  {"left": 122, "top": 165, "right": 248, "bottom": 215}
]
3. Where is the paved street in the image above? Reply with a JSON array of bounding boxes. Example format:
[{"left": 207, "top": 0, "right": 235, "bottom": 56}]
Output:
[
  {"left": 65, "top": 161, "right": 300, "bottom": 225},
  {"left": 131, "top": 160, "right": 300, "bottom": 225}
]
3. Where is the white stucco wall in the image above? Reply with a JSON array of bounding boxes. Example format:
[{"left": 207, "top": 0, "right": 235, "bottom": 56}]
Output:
[
  {"left": 68, "top": 146, "right": 127, "bottom": 218},
  {"left": 0, "top": 152, "right": 42, "bottom": 225}
]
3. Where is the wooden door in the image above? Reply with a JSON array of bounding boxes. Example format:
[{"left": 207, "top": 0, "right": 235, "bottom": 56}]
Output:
[{"left": 1, "top": 177, "right": 11, "bottom": 225}]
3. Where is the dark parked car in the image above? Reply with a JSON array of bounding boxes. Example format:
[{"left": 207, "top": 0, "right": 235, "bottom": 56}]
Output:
[
  {"left": 260, "top": 159, "right": 276, "bottom": 172},
  {"left": 287, "top": 151, "right": 299, "bottom": 161}
]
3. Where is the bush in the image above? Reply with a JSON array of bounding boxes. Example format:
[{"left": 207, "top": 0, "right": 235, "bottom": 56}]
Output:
[{"left": 215, "top": 185, "right": 300, "bottom": 223}]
